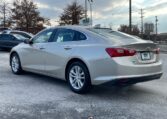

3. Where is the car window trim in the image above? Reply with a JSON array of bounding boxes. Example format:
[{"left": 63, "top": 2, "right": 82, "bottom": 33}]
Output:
[{"left": 48, "top": 28, "right": 58, "bottom": 42}]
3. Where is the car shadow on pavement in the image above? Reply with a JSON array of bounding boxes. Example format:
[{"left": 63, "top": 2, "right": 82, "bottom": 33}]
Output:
[
  {"left": 23, "top": 71, "right": 157, "bottom": 98},
  {"left": 23, "top": 71, "right": 69, "bottom": 88},
  {"left": 88, "top": 83, "right": 158, "bottom": 100},
  {"left": 7, "top": 69, "right": 161, "bottom": 101}
]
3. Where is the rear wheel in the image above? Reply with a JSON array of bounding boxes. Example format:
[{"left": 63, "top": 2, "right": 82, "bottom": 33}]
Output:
[
  {"left": 67, "top": 62, "right": 92, "bottom": 94},
  {"left": 10, "top": 53, "right": 22, "bottom": 74}
]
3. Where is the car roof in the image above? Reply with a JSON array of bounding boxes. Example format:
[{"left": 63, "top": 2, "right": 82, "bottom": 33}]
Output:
[
  {"left": 2, "top": 30, "right": 33, "bottom": 37},
  {"left": 49, "top": 25, "right": 91, "bottom": 32},
  {"left": 48, "top": 25, "right": 114, "bottom": 34}
]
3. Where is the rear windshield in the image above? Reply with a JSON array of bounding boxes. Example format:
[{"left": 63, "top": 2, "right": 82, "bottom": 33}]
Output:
[
  {"left": 11, "top": 32, "right": 33, "bottom": 38},
  {"left": 87, "top": 28, "right": 143, "bottom": 44},
  {"left": 12, "top": 34, "right": 27, "bottom": 40}
]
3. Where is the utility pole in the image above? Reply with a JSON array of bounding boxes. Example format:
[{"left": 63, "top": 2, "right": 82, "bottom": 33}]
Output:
[
  {"left": 139, "top": 8, "right": 144, "bottom": 38},
  {"left": 3, "top": 2, "right": 6, "bottom": 28},
  {"left": 85, "top": 0, "right": 87, "bottom": 19},
  {"left": 90, "top": 1, "right": 93, "bottom": 26},
  {"left": 129, "top": 0, "right": 132, "bottom": 34},
  {"left": 155, "top": 16, "right": 158, "bottom": 37},
  {"left": 88, "top": 0, "right": 93, "bottom": 26}
]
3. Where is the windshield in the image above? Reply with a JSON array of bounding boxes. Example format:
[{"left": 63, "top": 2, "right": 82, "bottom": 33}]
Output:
[{"left": 87, "top": 28, "right": 143, "bottom": 44}]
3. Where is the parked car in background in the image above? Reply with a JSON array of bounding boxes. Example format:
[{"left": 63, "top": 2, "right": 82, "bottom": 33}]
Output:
[
  {"left": 0, "top": 27, "right": 11, "bottom": 32},
  {"left": 9, "top": 26, "right": 163, "bottom": 94},
  {"left": 2, "top": 30, "right": 33, "bottom": 39},
  {"left": 0, "top": 33, "right": 27, "bottom": 50},
  {"left": 0, "top": 28, "right": 11, "bottom": 34}
]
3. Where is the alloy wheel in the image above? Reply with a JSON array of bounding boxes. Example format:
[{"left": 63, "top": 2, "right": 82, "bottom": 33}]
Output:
[
  {"left": 11, "top": 55, "right": 20, "bottom": 73},
  {"left": 69, "top": 65, "right": 86, "bottom": 90}
]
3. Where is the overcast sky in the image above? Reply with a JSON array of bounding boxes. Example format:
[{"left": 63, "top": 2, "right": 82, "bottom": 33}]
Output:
[{"left": 5, "top": 0, "right": 167, "bottom": 33}]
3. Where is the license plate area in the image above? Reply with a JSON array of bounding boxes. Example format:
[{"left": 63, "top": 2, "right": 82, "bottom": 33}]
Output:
[{"left": 140, "top": 52, "right": 151, "bottom": 61}]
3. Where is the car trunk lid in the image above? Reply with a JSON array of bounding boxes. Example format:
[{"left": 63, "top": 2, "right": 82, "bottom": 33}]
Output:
[{"left": 122, "top": 42, "right": 159, "bottom": 64}]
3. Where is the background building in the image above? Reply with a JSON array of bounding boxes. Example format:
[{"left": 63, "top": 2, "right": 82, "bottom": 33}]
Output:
[{"left": 144, "top": 23, "right": 154, "bottom": 35}]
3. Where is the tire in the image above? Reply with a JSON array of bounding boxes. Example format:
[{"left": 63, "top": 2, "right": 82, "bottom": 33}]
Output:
[
  {"left": 67, "top": 62, "right": 92, "bottom": 94},
  {"left": 10, "top": 53, "right": 23, "bottom": 74}
]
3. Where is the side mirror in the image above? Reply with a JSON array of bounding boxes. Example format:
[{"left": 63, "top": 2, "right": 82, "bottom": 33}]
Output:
[{"left": 24, "top": 38, "right": 33, "bottom": 44}]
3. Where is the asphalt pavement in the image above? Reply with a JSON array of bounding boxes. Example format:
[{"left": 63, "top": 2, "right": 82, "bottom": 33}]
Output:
[{"left": 0, "top": 50, "right": 167, "bottom": 119}]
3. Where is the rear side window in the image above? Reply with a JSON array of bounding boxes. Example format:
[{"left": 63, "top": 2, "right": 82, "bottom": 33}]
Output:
[
  {"left": 12, "top": 34, "right": 27, "bottom": 41},
  {"left": 52, "top": 29, "right": 87, "bottom": 42},
  {"left": 76, "top": 31, "right": 87, "bottom": 41},
  {"left": 53, "top": 29, "right": 75, "bottom": 42},
  {"left": 11, "top": 32, "right": 31, "bottom": 39}
]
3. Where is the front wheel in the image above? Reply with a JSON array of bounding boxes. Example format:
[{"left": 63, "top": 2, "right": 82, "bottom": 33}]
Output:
[
  {"left": 10, "top": 53, "right": 22, "bottom": 74},
  {"left": 67, "top": 62, "right": 92, "bottom": 94}
]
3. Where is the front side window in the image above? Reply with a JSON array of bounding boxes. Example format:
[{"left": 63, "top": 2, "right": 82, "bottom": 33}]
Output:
[
  {"left": 53, "top": 29, "right": 75, "bottom": 42},
  {"left": 33, "top": 29, "right": 53, "bottom": 43}
]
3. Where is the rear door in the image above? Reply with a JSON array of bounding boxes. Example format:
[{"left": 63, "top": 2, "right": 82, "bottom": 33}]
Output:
[
  {"left": 43, "top": 28, "right": 87, "bottom": 79},
  {"left": 9, "top": 35, "right": 23, "bottom": 48},
  {"left": 0, "top": 35, "right": 5, "bottom": 48},
  {"left": 0, "top": 34, "right": 16, "bottom": 48}
]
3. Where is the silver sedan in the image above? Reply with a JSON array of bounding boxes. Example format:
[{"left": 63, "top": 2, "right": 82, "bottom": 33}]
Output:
[{"left": 10, "top": 26, "right": 163, "bottom": 93}]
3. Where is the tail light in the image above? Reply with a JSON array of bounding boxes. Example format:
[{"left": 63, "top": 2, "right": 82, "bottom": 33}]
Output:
[
  {"left": 154, "top": 48, "right": 160, "bottom": 54},
  {"left": 106, "top": 48, "right": 136, "bottom": 57}
]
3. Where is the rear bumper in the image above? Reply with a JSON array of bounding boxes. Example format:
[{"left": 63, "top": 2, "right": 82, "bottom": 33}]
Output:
[
  {"left": 88, "top": 55, "right": 162, "bottom": 85},
  {"left": 102, "top": 72, "right": 163, "bottom": 86}
]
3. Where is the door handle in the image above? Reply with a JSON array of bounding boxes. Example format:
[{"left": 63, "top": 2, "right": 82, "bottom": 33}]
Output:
[{"left": 64, "top": 46, "right": 72, "bottom": 50}]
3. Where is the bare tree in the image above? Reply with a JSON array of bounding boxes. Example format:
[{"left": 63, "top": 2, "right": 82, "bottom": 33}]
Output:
[
  {"left": 11, "top": 0, "right": 48, "bottom": 32},
  {"left": 59, "top": 1, "right": 84, "bottom": 25},
  {"left": 0, "top": 0, "right": 11, "bottom": 27},
  {"left": 118, "top": 24, "right": 140, "bottom": 36}
]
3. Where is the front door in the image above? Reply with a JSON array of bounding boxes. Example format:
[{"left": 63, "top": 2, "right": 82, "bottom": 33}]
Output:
[{"left": 20, "top": 29, "right": 54, "bottom": 74}]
